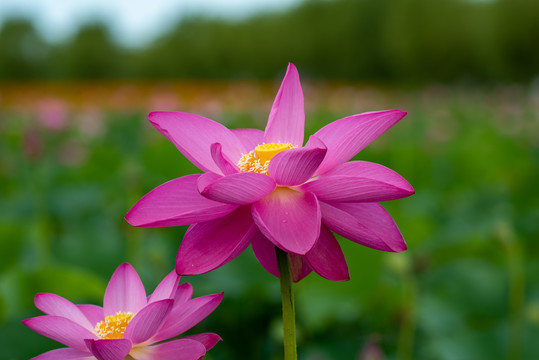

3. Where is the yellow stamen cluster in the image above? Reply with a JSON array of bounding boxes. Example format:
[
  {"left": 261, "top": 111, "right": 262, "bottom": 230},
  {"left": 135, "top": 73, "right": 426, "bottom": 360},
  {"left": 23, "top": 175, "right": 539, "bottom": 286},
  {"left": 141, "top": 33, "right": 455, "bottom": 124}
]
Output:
[
  {"left": 237, "top": 142, "right": 295, "bottom": 174},
  {"left": 93, "top": 312, "right": 134, "bottom": 339}
]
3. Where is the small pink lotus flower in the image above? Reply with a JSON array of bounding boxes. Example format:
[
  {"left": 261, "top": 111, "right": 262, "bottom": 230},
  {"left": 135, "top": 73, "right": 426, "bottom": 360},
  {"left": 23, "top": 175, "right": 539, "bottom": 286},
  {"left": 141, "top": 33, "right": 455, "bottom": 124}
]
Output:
[
  {"left": 126, "top": 63, "right": 414, "bottom": 282},
  {"left": 23, "top": 263, "right": 222, "bottom": 360}
]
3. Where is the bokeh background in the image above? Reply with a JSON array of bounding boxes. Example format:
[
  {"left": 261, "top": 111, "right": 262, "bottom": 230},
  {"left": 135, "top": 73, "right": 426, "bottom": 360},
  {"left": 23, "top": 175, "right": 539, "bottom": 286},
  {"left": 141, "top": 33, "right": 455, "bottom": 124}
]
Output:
[{"left": 1, "top": 0, "right": 538, "bottom": 359}]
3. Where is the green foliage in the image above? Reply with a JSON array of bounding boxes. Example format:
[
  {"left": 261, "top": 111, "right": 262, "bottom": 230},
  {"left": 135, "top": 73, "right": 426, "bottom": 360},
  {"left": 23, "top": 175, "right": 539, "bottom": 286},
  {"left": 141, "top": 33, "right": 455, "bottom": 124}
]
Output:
[{"left": 1, "top": 0, "right": 539, "bottom": 82}]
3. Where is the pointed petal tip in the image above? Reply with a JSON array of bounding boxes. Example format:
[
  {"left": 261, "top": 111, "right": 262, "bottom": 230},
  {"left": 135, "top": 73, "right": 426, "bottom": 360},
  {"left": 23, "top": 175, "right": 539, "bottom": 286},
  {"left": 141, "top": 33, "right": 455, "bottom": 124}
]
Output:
[
  {"left": 34, "top": 292, "right": 46, "bottom": 304},
  {"left": 379, "top": 108, "right": 407, "bottom": 121},
  {"left": 286, "top": 62, "right": 298, "bottom": 74},
  {"left": 398, "top": 180, "right": 415, "bottom": 198},
  {"left": 323, "top": 271, "right": 351, "bottom": 282},
  {"left": 392, "top": 241, "right": 408, "bottom": 253},
  {"left": 148, "top": 110, "right": 171, "bottom": 121},
  {"left": 117, "top": 262, "right": 133, "bottom": 271},
  {"left": 124, "top": 210, "right": 140, "bottom": 227},
  {"left": 147, "top": 111, "right": 166, "bottom": 125},
  {"left": 124, "top": 211, "right": 150, "bottom": 228}
]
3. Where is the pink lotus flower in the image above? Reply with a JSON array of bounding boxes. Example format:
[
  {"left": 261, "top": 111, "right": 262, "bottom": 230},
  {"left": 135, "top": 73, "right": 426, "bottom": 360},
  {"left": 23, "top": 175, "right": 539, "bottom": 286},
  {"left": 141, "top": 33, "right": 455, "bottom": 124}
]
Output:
[
  {"left": 126, "top": 63, "right": 414, "bottom": 282},
  {"left": 23, "top": 263, "right": 222, "bottom": 360}
]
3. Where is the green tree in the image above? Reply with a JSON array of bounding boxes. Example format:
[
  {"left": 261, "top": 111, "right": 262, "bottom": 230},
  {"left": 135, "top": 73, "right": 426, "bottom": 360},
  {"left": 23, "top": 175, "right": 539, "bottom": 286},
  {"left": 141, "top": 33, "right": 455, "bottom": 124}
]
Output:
[{"left": 0, "top": 19, "right": 50, "bottom": 79}]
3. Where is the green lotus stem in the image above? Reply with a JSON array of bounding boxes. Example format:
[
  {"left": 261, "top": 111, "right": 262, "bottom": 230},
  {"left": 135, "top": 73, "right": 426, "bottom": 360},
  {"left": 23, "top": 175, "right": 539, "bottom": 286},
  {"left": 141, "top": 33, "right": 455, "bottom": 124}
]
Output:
[{"left": 277, "top": 248, "right": 297, "bottom": 360}]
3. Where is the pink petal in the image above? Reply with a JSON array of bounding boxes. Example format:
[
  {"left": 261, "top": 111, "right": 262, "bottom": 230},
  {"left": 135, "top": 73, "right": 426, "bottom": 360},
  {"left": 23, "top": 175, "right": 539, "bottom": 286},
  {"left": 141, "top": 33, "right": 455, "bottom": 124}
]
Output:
[
  {"left": 176, "top": 206, "right": 257, "bottom": 275},
  {"left": 77, "top": 305, "right": 104, "bottom": 327},
  {"left": 231, "top": 128, "right": 264, "bottom": 151},
  {"left": 35, "top": 293, "right": 93, "bottom": 330},
  {"left": 325, "top": 160, "right": 414, "bottom": 191},
  {"left": 103, "top": 263, "right": 147, "bottom": 317},
  {"left": 251, "top": 231, "right": 279, "bottom": 278},
  {"left": 252, "top": 188, "right": 321, "bottom": 255},
  {"left": 129, "top": 339, "right": 206, "bottom": 360},
  {"left": 302, "top": 160, "right": 414, "bottom": 202},
  {"left": 148, "top": 111, "right": 246, "bottom": 174},
  {"left": 174, "top": 283, "right": 194, "bottom": 306},
  {"left": 311, "top": 109, "right": 407, "bottom": 175},
  {"left": 125, "top": 175, "right": 237, "bottom": 227},
  {"left": 320, "top": 202, "right": 406, "bottom": 252},
  {"left": 22, "top": 315, "right": 97, "bottom": 351},
  {"left": 183, "top": 333, "right": 222, "bottom": 351},
  {"left": 197, "top": 172, "right": 276, "bottom": 205},
  {"left": 289, "top": 253, "right": 312, "bottom": 282},
  {"left": 210, "top": 142, "right": 239, "bottom": 175},
  {"left": 148, "top": 271, "right": 179, "bottom": 304},
  {"left": 263, "top": 63, "right": 305, "bottom": 146},
  {"left": 305, "top": 225, "right": 350, "bottom": 281},
  {"left": 124, "top": 299, "right": 173, "bottom": 345},
  {"left": 268, "top": 142, "right": 327, "bottom": 186},
  {"left": 31, "top": 348, "right": 94, "bottom": 360},
  {"left": 302, "top": 178, "right": 413, "bottom": 205},
  {"left": 151, "top": 293, "right": 223, "bottom": 343},
  {"left": 85, "top": 339, "right": 132, "bottom": 360}
]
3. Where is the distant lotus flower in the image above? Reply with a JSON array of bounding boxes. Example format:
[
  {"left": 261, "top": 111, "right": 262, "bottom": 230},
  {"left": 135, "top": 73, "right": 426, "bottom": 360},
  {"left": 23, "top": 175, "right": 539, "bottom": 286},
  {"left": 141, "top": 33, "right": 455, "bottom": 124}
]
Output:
[
  {"left": 23, "top": 263, "right": 222, "bottom": 360},
  {"left": 126, "top": 63, "right": 414, "bottom": 282},
  {"left": 36, "top": 98, "right": 69, "bottom": 132},
  {"left": 357, "top": 336, "right": 385, "bottom": 360}
]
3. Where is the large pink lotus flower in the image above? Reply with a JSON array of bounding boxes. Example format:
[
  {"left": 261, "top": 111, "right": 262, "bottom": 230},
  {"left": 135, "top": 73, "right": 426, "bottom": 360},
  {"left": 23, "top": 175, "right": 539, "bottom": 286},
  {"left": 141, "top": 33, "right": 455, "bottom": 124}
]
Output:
[
  {"left": 126, "top": 63, "right": 414, "bottom": 282},
  {"left": 23, "top": 263, "right": 222, "bottom": 360}
]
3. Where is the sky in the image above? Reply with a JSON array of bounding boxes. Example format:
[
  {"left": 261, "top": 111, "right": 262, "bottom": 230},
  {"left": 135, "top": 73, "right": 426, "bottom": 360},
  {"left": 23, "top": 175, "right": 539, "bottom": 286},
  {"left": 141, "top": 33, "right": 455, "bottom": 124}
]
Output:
[{"left": 0, "top": 0, "right": 301, "bottom": 46}]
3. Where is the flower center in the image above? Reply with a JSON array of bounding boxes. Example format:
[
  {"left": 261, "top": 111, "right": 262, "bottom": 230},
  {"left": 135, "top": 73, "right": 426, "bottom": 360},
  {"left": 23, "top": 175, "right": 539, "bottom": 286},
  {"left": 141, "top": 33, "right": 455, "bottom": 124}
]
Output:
[
  {"left": 237, "top": 142, "right": 295, "bottom": 174},
  {"left": 93, "top": 312, "right": 134, "bottom": 339}
]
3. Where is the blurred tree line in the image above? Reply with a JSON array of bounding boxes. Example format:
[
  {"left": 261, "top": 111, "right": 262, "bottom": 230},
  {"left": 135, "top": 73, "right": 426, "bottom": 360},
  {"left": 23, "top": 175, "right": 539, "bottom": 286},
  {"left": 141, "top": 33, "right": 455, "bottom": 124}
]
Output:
[{"left": 0, "top": 0, "right": 538, "bottom": 83}]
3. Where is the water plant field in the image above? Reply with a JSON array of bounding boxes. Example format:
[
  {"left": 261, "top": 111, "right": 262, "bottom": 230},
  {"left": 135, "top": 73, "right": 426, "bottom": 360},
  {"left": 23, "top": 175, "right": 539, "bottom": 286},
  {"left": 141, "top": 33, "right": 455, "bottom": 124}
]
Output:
[{"left": 1, "top": 81, "right": 538, "bottom": 359}]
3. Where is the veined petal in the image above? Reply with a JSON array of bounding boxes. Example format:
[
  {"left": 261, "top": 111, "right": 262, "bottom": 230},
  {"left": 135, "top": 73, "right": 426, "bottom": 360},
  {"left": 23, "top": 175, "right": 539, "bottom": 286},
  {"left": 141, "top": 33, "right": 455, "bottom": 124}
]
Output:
[
  {"left": 22, "top": 315, "right": 97, "bottom": 351},
  {"left": 31, "top": 348, "right": 94, "bottom": 360},
  {"left": 35, "top": 293, "right": 93, "bottom": 331},
  {"left": 77, "top": 305, "right": 104, "bottom": 328},
  {"left": 210, "top": 142, "right": 239, "bottom": 175},
  {"left": 311, "top": 109, "right": 406, "bottom": 175},
  {"left": 300, "top": 161, "right": 414, "bottom": 202},
  {"left": 268, "top": 141, "right": 327, "bottom": 186},
  {"left": 264, "top": 63, "right": 305, "bottom": 147},
  {"left": 103, "top": 263, "right": 147, "bottom": 317},
  {"left": 320, "top": 202, "right": 406, "bottom": 252},
  {"left": 231, "top": 128, "right": 264, "bottom": 151},
  {"left": 174, "top": 283, "right": 193, "bottom": 306},
  {"left": 129, "top": 339, "right": 206, "bottom": 360},
  {"left": 126, "top": 175, "right": 238, "bottom": 227},
  {"left": 305, "top": 225, "right": 350, "bottom": 281},
  {"left": 148, "top": 111, "right": 245, "bottom": 174},
  {"left": 148, "top": 271, "right": 179, "bottom": 304},
  {"left": 183, "top": 333, "right": 222, "bottom": 351},
  {"left": 197, "top": 172, "right": 276, "bottom": 205},
  {"left": 151, "top": 293, "right": 223, "bottom": 343},
  {"left": 252, "top": 188, "right": 320, "bottom": 255},
  {"left": 124, "top": 300, "right": 173, "bottom": 345},
  {"left": 306, "top": 161, "right": 415, "bottom": 202},
  {"left": 85, "top": 339, "right": 132, "bottom": 360},
  {"left": 176, "top": 206, "right": 257, "bottom": 275}
]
